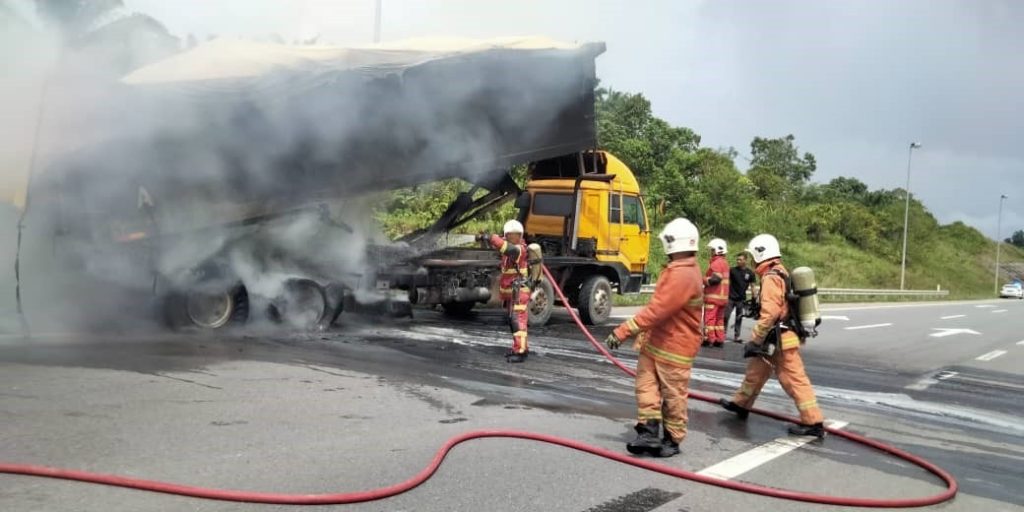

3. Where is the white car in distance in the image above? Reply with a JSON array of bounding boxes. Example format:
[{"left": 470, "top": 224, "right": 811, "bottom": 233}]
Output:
[{"left": 999, "top": 283, "right": 1024, "bottom": 299}]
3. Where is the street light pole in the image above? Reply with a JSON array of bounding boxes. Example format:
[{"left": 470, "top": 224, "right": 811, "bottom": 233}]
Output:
[
  {"left": 899, "top": 142, "right": 921, "bottom": 290},
  {"left": 995, "top": 194, "right": 1008, "bottom": 294},
  {"left": 373, "top": 0, "right": 382, "bottom": 43}
]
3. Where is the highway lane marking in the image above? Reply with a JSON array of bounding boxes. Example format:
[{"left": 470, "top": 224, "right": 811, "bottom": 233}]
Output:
[
  {"left": 940, "top": 314, "right": 966, "bottom": 320},
  {"left": 844, "top": 323, "right": 892, "bottom": 330},
  {"left": 976, "top": 305, "right": 997, "bottom": 308},
  {"left": 976, "top": 350, "right": 1008, "bottom": 362},
  {"left": 991, "top": 309, "right": 1008, "bottom": 314},
  {"left": 1017, "top": 340, "right": 1024, "bottom": 346},
  {"left": 929, "top": 328, "right": 981, "bottom": 338},
  {"left": 821, "top": 315, "right": 850, "bottom": 321},
  {"left": 697, "top": 420, "right": 849, "bottom": 480},
  {"left": 823, "top": 300, "right": 1003, "bottom": 312}
]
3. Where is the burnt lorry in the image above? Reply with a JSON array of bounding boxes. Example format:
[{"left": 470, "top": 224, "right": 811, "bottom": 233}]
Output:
[
  {"left": 381, "top": 149, "right": 651, "bottom": 326},
  {"left": 10, "top": 37, "right": 637, "bottom": 331}
]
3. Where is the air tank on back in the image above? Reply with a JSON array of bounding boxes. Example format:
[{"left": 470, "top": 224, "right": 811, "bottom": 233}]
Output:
[{"left": 791, "top": 266, "right": 820, "bottom": 336}]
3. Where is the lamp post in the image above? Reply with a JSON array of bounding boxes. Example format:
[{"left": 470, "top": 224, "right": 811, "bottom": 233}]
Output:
[
  {"left": 373, "top": 0, "right": 382, "bottom": 43},
  {"left": 899, "top": 142, "right": 922, "bottom": 290},
  {"left": 995, "top": 194, "right": 1008, "bottom": 294}
]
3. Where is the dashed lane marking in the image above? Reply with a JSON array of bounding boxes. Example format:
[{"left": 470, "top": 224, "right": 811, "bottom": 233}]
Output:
[
  {"left": 976, "top": 305, "right": 997, "bottom": 309},
  {"left": 991, "top": 309, "right": 1008, "bottom": 314},
  {"left": 696, "top": 420, "right": 849, "bottom": 480},
  {"left": 940, "top": 314, "right": 966, "bottom": 320},
  {"left": 844, "top": 323, "right": 892, "bottom": 331},
  {"left": 976, "top": 350, "right": 1008, "bottom": 362},
  {"left": 1017, "top": 340, "right": 1024, "bottom": 346}
]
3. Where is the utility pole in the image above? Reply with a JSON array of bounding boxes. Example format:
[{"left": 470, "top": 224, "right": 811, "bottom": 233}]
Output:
[
  {"left": 373, "top": 0, "right": 382, "bottom": 43},
  {"left": 899, "top": 142, "right": 921, "bottom": 290},
  {"left": 995, "top": 194, "right": 1008, "bottom": 294}
]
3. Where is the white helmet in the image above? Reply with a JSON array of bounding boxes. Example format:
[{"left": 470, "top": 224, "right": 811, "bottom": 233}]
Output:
[
  {"left": 659, "top": 218, "right": 699, "bottom": 255},
  {"left": 503, "top": 219, "right": 524, "bottom": 235},
  {"left": 746, "top": 234, "right": 781, "bottom": 264},
  {"left": 707, "top": 238, "right": 728, "bottom": 256}
]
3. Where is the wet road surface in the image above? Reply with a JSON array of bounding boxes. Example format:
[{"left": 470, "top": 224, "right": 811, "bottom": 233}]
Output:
[{"left": 1, "top": 298, "right": 1022, "bottom": 511}]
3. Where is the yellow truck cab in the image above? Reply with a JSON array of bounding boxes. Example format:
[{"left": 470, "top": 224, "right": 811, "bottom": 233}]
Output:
[{"left": 518, "top": 150, "right": 651, "bottom": 324}]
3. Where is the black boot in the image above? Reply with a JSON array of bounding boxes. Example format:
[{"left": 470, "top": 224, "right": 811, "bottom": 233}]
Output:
[
  {"left": 657, "top": 430, "right": 680, "bottom": 458},
  {"left": 626, "top": 420, "right": 662, "bottom": 455},
  {"left": 788, "top": 422, "right": 826, "bottom": 439},
  {"left": 719, "top": 398, "right": 750, "bottom": 420},
  {"left": 506, "top": 350, "right": 528, "bottom": 363}
]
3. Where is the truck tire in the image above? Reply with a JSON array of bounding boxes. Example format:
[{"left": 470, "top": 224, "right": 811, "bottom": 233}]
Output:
[
  {"left": 578, "top": 275, "right": 613, "bottom": 325},
  {"left": 441, "top": 301, "right": 475, "bottom": 317},
  {"left": 528, "top": 278, "right": 554, "bottom": 327},
  {"left": 165, "top": 285, "right": 249, "bottom": 330},
  {"left": 268, "top": 279, "right": 328, "bottom": 330}
]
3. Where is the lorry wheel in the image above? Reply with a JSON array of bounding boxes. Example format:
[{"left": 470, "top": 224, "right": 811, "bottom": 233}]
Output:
[
  {"left": 528, "top": 279, "right": 554, "bottom": 327},
  {"left": 441, "top": 301, "right": 475, "bottom": 317},
  {"left": 268, "top": 279, "right": 328, "bottom": 330},
  {"left": 165, "top": 285, "right": 249, "bottom": 330},
  {"left": 578, "top": 275, "right": 612, "bottom": 325}
]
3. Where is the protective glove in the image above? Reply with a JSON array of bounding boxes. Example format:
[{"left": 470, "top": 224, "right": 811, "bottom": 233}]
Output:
[
  {"left": 604, "top": 333, "right": 622, "bottom": 350},
  {"left": 743, "top": 341, "right": 776, "bottom": 359},
  {"left": 475, "top": 232, "right": 491, "bottom": 242}
]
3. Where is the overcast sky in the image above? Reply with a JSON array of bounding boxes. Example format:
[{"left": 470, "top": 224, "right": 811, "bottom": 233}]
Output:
[{"left": 125, "top": 0, "right": 1023, "bottom": 239}]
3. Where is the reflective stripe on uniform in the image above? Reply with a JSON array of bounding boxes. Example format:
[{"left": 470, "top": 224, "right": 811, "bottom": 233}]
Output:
[
  {"left": 663, "top": 418, "right": 687, "bottom": 430},
  {"left": 499, "top": 287, "right": 529, "bottom": 294},
  {"left": 687, "top": 298, "right": 703, "bottom": 307},
  {"left": 502, "top": 268, "right": 528, "bottom": 275},
  {"left": 706, "top": 294, "right": 728, "bottom": 302},
  {"left": 642, "top": 344, "right": 694, "bottom": 367},
  {"left": 796, "top": 399, "right": 818, "bottom": 411},
  {"left": 499, "top": 241, "right": 509, "bottom": 254},
  {"left": 637, "top": 410, "right": 662, "bottom": 421},
  {"left": 626, "top": 318, "right": 641, "bottom": 335},
  {"left": 738, "top": 383, "right": 756, "bottom": 397},
  {"left": 513, "top": 305, "right": 527, "bottom": 312},
  {"left": 781, "top": 331, "right": 801, "bottom": 350}
]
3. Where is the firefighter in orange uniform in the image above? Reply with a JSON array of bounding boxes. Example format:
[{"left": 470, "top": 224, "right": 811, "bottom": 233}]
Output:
[
  {"left": 604, "top": 218, "right": 704, "bottom": 457},
  {"left": 720, "top": 234, "right": 826, "bottom": 438},
  {"left": 703, "top": 238, "right": 730, "bottom": 348},
  {"left": 483, "top": 220, "right": 532, "bottom": 363}
]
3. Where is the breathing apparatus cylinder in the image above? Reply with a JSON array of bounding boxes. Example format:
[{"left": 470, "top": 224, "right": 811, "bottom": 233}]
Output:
[
  {"left": 790, "top": 266, "right": 820, "bottom": 336},
  {"left": 527, "top": 243, "right": 543, "bottom": 284}
]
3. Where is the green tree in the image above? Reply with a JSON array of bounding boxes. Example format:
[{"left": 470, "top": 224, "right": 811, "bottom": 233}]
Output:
[
  {"left": 747, "top": 134, "right": 816, "bottom": 200},
  {"left": 1007, "top": 229, "right": 1024, "bottom": 248}
]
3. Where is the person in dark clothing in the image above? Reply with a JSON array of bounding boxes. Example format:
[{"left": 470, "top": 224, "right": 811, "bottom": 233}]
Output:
[{"left": 725, "top": 253, "right": 757, "bottom": 342}]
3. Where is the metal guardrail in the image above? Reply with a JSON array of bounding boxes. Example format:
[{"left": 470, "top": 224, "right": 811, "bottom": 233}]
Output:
[{"left": 637, "top": 284, "right": 949, "bottom": 298}]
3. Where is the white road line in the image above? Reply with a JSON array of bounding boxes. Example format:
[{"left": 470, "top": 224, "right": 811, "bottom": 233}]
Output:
[
  {"left": 697, "top": 420, "right": 849, "bottom": 480},
  {"left": 941, "top": 314, "right": 966, "bottom": 320},
  {"left": 991, "top": 309, "right": 1008, "bottom": 314},
  {"left": 844, "top": 323, "right": 892, "bottom": 331},
  {"left": 976, "top": 305, "right": 996, "bottom": 309},
  {"left": 820, "top": 315, "right": 850, "bottom": 321},
  {"left": 976, "top": 350, "right": 1008, "bottom": 362},
  {"left": 1017, "top": 340, "right": 1024, "bottom": 346}
]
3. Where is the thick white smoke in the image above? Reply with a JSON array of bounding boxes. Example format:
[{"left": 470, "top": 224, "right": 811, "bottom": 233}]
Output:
[{"left": 1, "top": 2, "right": 591, "bottom": 334}]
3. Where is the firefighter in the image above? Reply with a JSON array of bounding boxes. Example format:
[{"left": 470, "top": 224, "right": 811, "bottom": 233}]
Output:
[
  {"left": 702, "top": 238, "right": 730, "bottom": 348},
  {"left": 482, "top": 220, "right": 532, "bottom": 363},
  {"left": 719, "top": 234, "right": 826, "bottom": 438},
  {"left": 603, "top": 218, "right": 704, "bottom": 457}
]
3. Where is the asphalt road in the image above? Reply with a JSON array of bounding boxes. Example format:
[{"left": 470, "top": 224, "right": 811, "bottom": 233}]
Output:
[{"left": 1, "top": 297, "right": 1022, "bottom": 512}]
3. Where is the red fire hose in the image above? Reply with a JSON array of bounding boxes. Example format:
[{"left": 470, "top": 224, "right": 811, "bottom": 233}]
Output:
[{"left": 0, "top": 266, "right": 957, "bottom": 507}]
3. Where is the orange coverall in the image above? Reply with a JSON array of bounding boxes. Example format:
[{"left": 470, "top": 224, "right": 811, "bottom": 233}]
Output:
[
  {"left": 611, "top": 257, "right": 704, "bottom": 443},
  {"left": 703, "top": 254, "right": 730, "bottom": 344},
  {"left": 731, "top": 260, "right": 824, "bottom": 425},
  {"left": 489, "top": 234, "right": 530, "bottom": 355}
]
